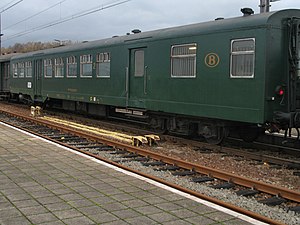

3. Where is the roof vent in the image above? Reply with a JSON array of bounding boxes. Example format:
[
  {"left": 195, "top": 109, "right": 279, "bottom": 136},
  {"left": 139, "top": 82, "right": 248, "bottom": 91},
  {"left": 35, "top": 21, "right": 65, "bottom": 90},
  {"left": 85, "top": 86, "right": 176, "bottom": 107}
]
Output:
[
  {"left": 215, "top": 17, "right": 224, "bottom": 21},
  {"left": 241, "top": 8, "right": 254, "bottom": 16},
  {"left": 132, "top": 29, "right": 141, "bottom": 34}
]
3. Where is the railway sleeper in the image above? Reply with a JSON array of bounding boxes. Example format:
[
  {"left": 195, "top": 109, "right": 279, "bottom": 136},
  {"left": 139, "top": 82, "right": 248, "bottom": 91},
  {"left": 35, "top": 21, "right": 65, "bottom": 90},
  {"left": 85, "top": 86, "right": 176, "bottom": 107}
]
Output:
[
  {"left": 293, "top": 171, "right": 300, "bottom": 177},
  {"left": 154, "top": 165, "right": 180, "bottom": 171},
  {"left": 236, "top": 189, "right": 260, "bottom": 197},
  {"left": 38, "top": 130, "right": 60, "bottom": 135},
  {"left": 133, "top": 157, "right": 149, "bottom": 162},
  {"left": 50, "top": 134, "right": 77, "bottom": 139},
  {"left": 210, "top": 182, "right": 235, "bottom": 189},
  {"left": 172, "top": 170, "right": 197, "bottom": 176},
  {"left": 68, "top": 142, "right": 93, "bottom": 146},
  {"left": 64, "top": 140, "right": 90, "bottom": 145},
  {"left": 289, "top": 206, "right": 300, "bottom": 213},
  {"left": 71, "top": 142, "right": 102, "bottom": 147},
  {"left": 60, "top": 137, "right": 87, "bottom": 142},
  {"left": 192, "top": 176, "right": 215, "bottom": 183},
  {"left": 79, "top": 144, "right": 108, "bottom": 149},
  {"left": 74, "top": 145, "right": 102, "bottom": 149},
  {"left": 142, "top": 161, "right": 166, "bottom": 167},
  {"left": 97, "top": 146, "right": 116, "bottom": 151},
  {"left": 121, "top": 153, "right": 140, "bottom": 158},
  {"left": 287, "top": 163, "right": 300, "bottom": 170},
  {"left": 109, "top": 150, "right": 129, "bottom": 155},
  {"left": 258, "top": 196, "right": 287, "bottom": 206}
]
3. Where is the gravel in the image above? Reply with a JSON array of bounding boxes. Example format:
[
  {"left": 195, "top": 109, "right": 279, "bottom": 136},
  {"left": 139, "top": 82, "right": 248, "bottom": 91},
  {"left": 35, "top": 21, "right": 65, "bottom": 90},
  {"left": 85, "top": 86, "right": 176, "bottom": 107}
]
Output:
[
  {"left": 1, "top": 102, "right": 299, "bottom": 225},
  {"left": 88, "top": 149, "right": 300, "bottom": 225}
]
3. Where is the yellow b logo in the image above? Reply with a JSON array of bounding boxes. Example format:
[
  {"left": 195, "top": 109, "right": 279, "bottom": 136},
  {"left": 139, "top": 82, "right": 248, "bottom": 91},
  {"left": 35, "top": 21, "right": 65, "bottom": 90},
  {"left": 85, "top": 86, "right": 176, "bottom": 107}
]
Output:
[{"left": 205, "top": 53, "right": 220, "bottom": 68}]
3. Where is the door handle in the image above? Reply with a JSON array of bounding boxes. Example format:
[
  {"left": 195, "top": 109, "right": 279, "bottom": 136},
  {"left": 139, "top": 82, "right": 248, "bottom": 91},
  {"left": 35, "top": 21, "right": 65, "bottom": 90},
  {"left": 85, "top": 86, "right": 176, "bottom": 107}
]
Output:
[
  {"left": 144, "top": 66, "right": 148, "bottom": 95},
  {"left": 125, "top": 67, "right": 129, "bottom": 94},
  {"left": 125, "top": 67, "right": 129, "bottom": 106}
]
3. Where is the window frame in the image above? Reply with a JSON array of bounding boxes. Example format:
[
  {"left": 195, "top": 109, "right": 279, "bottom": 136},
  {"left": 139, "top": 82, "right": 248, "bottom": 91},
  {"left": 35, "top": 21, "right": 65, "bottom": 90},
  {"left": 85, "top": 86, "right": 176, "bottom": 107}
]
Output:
[
  {"left": 54, "top": 57, "right": 64, "bottom": 78},
  {"left": 18, "top": 62, "right": 25, "bottom": 78},
  {"left": 12, "top": 63, "right": 18, "bottom": 78},
  {"left": 171, "top": 43, "right": 197, "bottom": 78},
  {"left": 66, "top": 56, "right": 77, "bottom": 78},
  {"left": 96, "top": 52, "right": 111, "bottom": 78},
  {"left": 230, "top": 38, "right": 255, "bottom": 79},
  {"left": 44, "top": 59, "right": 53, "bottom": 78},
  {"left": 25, "top": 61, "right": 32, "bottom": 78},
  {"left": 80, "top": 54, "right": 93, "bottom": 78}
]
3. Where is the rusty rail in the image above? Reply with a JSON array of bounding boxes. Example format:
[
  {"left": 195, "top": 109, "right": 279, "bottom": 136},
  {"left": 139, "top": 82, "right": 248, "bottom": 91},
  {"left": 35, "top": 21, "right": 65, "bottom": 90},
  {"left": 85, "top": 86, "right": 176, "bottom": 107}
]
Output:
[
  {"left": 0, "top": 109, "right": 298, "bottom": 225},
  {"left": 36, "top": 117, "right": 300, "bottom": 201}
]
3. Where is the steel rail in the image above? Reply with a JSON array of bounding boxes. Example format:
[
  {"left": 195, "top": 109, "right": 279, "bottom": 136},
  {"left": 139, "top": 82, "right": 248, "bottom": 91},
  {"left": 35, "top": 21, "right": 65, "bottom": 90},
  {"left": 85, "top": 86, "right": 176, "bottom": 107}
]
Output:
[
  {"left": 165, "top": 135, "right": 300, "bottom": 168},
  {"left": 34, "top": 135, "right": 287, "bottom": 225},
  {"left": 1, "top": 109, "right": 300, "bottom": 203},
  {"left": 0, "top": 111, "right": 291, "bottom": 225},
  {"left": 0, "top": 113, "right": 286, "bottom": 225}
]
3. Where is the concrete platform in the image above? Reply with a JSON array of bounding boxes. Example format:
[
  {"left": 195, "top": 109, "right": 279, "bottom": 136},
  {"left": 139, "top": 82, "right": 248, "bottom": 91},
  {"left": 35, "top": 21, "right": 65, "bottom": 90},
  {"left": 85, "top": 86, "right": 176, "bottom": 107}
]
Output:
[{"left": 0, "top": 122, "right": 265, "bottom": 225}]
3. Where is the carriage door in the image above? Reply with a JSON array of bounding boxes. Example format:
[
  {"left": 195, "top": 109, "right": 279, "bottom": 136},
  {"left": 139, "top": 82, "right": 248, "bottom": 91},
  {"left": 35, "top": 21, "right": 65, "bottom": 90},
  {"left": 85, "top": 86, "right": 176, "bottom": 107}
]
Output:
[
  {"left": 34, "top": 59, "right": 42, "bottom": 97},
  {"left": 128, "top": 47, "right": 148, "bottom": 108},
  {"left": 4, "top": 63, "right": 10, "bottom": 91},
  {"left": 297, "top": 22, "right": 300, "bottom": 111},
  {"left": 0, "top": 63, "right": 3, "bottom": 91},
  {"left": 290, "top": 19, "right": 300, "bottom": 111}
]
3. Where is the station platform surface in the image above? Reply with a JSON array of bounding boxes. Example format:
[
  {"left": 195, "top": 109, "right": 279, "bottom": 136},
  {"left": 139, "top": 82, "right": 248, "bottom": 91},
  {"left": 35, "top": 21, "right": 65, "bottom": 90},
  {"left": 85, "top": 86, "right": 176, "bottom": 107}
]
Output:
[{"left": 0, "top": 122, "right": 263, "bottom": 225}]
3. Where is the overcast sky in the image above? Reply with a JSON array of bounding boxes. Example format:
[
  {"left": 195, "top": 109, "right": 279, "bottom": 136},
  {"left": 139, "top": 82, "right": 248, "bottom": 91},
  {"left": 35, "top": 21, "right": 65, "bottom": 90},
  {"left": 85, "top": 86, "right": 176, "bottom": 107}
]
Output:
[{"left": 1, "top": 0, "right": 300, "bottom": 47}]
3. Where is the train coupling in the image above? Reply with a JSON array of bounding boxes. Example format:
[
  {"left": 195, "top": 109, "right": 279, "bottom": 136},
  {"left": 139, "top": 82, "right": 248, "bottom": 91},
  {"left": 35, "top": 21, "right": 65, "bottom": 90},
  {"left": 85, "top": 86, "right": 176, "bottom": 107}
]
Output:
[{"left": 274, "top": 111, "right": 300, "bottom": 128}]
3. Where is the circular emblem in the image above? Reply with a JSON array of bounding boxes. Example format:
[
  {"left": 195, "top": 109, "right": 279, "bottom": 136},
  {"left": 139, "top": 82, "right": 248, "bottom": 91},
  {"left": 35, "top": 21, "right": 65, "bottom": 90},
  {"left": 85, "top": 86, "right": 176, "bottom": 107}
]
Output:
[{"left": 205, "top": 53, "right": 220, "bottom": 68}]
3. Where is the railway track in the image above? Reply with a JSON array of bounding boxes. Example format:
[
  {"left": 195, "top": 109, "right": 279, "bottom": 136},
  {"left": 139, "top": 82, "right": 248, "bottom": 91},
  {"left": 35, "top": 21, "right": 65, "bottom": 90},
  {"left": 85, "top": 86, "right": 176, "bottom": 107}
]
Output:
[
  {"left": 163, "top": 135, "right": 300, "bottom": 171},
  {"left": 0, "top": 109, "right": 299, "bottom": 225},
  {"left": 1, "top": 102, "right": 300, "bottom": 169},
  {"left": 47, "top": 107, "right": 300, "bottom": 169}
]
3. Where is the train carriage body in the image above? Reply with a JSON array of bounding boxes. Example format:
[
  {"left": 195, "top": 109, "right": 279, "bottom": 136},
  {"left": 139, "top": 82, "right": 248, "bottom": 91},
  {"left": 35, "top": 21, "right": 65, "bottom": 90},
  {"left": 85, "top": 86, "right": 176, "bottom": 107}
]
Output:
[
  {"left": 8, "top": 9, "right": 300, "bottom": 142},
  {"left": 0, "top": 54, "right": 18, "bottom": 98}
]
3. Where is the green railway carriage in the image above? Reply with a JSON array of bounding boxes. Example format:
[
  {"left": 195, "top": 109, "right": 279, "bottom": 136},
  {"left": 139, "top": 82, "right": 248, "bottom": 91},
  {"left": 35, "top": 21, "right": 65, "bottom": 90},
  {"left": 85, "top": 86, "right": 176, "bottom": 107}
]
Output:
[
  {"left": 9, "top": 9, "right": 300, "bottom": 143},
  {"left": 0, "top": 54, "right": 18, "bottom": 98}
]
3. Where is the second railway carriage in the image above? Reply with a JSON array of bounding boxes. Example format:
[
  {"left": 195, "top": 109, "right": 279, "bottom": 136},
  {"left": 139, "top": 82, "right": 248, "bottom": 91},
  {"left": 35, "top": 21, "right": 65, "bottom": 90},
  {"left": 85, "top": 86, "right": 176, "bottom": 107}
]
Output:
[
  {"left": 9, "top": 9, "right": 300, "bottom": 143},
  {"left": 0, "top": 54, "right": 18, "bottom": 99}
]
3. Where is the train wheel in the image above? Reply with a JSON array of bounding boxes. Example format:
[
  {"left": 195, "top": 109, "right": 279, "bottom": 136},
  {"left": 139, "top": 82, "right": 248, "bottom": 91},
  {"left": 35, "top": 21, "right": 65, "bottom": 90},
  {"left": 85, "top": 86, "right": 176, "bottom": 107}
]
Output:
[
  {"left": 149, "top": 117, "right": 167, "bottom": 134},
  {"left": 239, "top": 126, "right": 263, "bottom": 142},
  {"left": 202, "top": 126, "right": 228, "bottom": 145}
]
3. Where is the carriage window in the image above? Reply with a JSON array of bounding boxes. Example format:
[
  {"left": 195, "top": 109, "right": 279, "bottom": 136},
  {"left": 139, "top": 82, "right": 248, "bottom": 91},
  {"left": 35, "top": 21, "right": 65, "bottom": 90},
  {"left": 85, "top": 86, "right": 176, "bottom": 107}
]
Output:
[
  {"left": 54, "top": 58, "right": 64, "bottom": 78},
  {"left": 230, "top": 38, "right": 255, "bottom": 78},
  {"left": 67, "top": 56, "right": 77, "bottom": 78},
  {"left": 18, "top": 62, "right": 25, "bottom": 78},
  {"left": 171, "top": 43, "right": 197, "bottom": 78},
  {"left": 25, "top": 61, "right": 32, "bottom": 78},
  {"left": 13, "top": 63, "right": 18, "bottom": 78},
  {"left": 44, "top": 59, "right": 53, "bottom": 78},
  {"left": 80, "top": 54, "right": 93, "bottom": 78},
  {"left": 134, "top": 50, "right": 144, "bottom": 77},
  {"left": 96, "top": 52, "right": 110, "bottom": 78}
]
